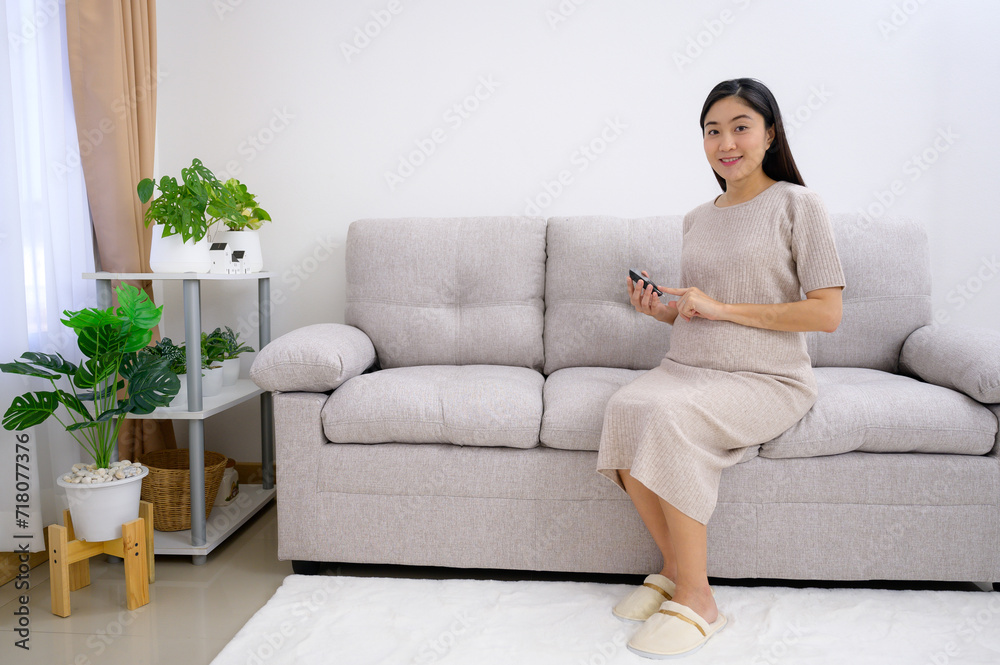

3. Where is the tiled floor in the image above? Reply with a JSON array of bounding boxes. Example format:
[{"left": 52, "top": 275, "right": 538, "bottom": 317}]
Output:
[
  {"left": 0, "top": 500, "right": 290, "bottom": 664},
  {"left": 1, "top": 500, "right": 992, "bottom": 664}
]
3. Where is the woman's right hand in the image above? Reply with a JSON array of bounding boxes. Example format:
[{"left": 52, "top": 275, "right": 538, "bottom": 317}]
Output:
[{"left": 627, "top": 270, "right": 676, "bottom": 323}]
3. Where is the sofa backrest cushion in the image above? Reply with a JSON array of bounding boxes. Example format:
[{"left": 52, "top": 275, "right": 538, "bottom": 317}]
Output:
[
  {"left": 346, "top": 217, "right": 547, "bottom": 370},
  {"left": 544, "top": 216, "right": 682, "bottom": 374},
  {"left": 543, "top": 214, "right": 932, "bottom": 374},
  {"left": 807, "top": 214, "right": 931, "bottom": 372}
]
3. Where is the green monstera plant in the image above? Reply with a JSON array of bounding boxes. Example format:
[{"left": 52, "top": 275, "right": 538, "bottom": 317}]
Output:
[
  {"left": 0, "top": 284, "right": 180, "bottom": 469},
  {"left": 137, "top": 158, "right": 243, "bottom": 243}
]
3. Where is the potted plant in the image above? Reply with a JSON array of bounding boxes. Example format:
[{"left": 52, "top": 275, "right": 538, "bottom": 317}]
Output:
[
  {"left": 138, "top": 158, "right": 241, "bottom": 273},
  {"left": 208, "top": 178, "right": 271, "bottom": 272},
  {"left": 210, "top": 326, "right": 255, "bottom": 386},
  {"left": 200, "top": 331, "right": 227, "bottom": 397},
  {"left": 144, "top": 334, "right": 228, "bottom": 404},
  {"left": 142, "top": 337, "right": 188, "bottom": 406},
  {"left": 0, "top": 285, "right": 180, "bottom": 541}
]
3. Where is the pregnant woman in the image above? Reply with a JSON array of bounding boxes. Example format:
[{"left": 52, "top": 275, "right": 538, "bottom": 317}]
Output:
[{"left": 597, "top": 78, "right": 847, "bottom": 658}]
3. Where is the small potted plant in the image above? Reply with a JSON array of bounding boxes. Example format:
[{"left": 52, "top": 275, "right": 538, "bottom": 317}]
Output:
[
  {"left": 200, "top": 331, "right": 228, "bottom": 396},
  {"left": 210, "top": 326, "right": 255, "bottom": 386},
  {"left": 145, "top": 333, "right": 228, "bottom": 404},
  {"left": 1, "top": 285, "right": 180, "bottom": 542},
  {"left": 142, "top": 338, "right": 188, "bottom": 406},
  {"left": 138, "top": 158, "right": 242, "bottom": 273},
  {"left": 208, "top": 178, "right": 271, "bottom": 272}
]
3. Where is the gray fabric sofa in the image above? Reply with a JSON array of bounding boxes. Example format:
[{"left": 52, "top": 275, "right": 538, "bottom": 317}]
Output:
[{"left": 251, "top": 215, "right": 1000, "bottom": 584}]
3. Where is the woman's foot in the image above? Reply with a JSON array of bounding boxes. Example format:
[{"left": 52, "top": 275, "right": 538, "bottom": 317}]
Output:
[
  {"left": 670, "top": 581, "right": 718, "bottom": 624},
  {"left": 659, "top": 565, "right": 677, "bottom": 581},
  {"left": 627, "top": 597, "right": 728, "bottom": 659},
  {"left": 612, "top": 573, "right": 677, "bottom": 622}
]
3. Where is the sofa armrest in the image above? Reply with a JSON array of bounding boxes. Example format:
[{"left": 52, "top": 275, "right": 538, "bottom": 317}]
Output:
[
  {"left": 899, "top": 324, "right": 1000, "bottom": 403},
  {"left": 250, "top": 323, "right": 376, "bottom": 392},
  {"left": 989, "top": 404, "right": 1000, "bottom": 455}
]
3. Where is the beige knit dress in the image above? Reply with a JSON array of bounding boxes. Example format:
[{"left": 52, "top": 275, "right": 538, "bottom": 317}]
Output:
[{"left": 596, "top": 181, "right": 846, "bottom": 525}]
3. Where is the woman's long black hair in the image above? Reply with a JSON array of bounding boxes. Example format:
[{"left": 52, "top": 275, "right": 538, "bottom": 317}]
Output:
[{"left": 699, "top": 78, "right": 805, "bottom": 192}]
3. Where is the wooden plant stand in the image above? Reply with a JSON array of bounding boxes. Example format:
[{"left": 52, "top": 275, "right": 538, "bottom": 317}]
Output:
[{"left": 46, "top": 500, "right": 155, "bottom": 617}]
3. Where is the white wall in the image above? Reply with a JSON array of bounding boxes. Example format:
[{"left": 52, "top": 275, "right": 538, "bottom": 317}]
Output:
[{"left": 155, "top": 0, "right": 1000, "bottom": 462}]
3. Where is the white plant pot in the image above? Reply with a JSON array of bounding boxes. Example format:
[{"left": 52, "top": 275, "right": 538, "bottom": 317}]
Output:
[
  {"left": 150, "top": 228, "right": 212, "bottom": 273},
  {"left": 215, "top": 229, "right": 263, "bottom": 272},
  {"left": 202, "top": 366, "right": 224, "bottom": 397},
  {"left": 57, "top": 466, "right": 148, "bottom": 542},
  {"left": 222, "top": 358, "right": 240, "bottom": 386},
  {"left": 167, "top": 378, "right": 188, "bottom": 407}
]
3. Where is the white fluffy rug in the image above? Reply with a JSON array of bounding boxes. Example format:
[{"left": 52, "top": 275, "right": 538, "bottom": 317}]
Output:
[{"left": 211, "top": 575, "right": 1000, "bottom": 664}]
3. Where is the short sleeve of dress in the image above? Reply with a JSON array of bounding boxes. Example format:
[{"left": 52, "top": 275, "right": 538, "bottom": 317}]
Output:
[{"left": 790, "top": 190, "right": 847, "bottom": 295}]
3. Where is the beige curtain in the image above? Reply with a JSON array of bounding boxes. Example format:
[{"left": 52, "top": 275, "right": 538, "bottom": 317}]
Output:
[{"left": 65, "top": 0, "right": 176, "bottom": 460}]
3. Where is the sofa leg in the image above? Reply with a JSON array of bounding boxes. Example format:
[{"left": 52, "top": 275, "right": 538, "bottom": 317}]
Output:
[
  {"left": 971, "top": 582, "right": 996, "bottom": 592},
  {"left": 292, "top": 560, "right": 324, "bottom": 575}
]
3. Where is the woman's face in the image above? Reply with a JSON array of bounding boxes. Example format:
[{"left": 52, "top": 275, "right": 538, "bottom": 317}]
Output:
[{"left": 702, "top": 96, "right": 775, "bottom": 187}]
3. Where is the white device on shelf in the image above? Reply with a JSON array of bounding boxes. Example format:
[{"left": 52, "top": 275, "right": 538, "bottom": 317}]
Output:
[
  {"left": 228, "top": 250, "right": 248, "bottom": 274},
  {"left": 209, "top": 242, "right": 233, "bottom": 274}
]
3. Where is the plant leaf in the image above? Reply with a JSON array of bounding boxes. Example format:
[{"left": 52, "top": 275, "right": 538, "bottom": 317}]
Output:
[
  {"left": 74, "top": 322, "right": 129, "bottom": 364},
  {"left": 2, "top": 392, "right": 60, "bottom": 430},
  {"left": 74, "top": 356, "right": 117, "bottom": 390},
  {"left": 116, "top": 284, "right": 163, "bottom": 332},
  {"left": 0, "top": 360, "right": 61, "bottom": 380},
  {"left": 116, "top": 356, "right": 180, "bottom": 415},
  {"left": 137, "top": 178, "right": 155, "bottom": 203},
  {"left": 118, "top": 351, "right": 144, "bottom": 381},
  {"left": 61, "top": 307, "right": 119, "bottom": 332},
  {"left": 123, "top": 327, "right": 153, "bottom": 353},
  {"left": 66, "top": 420, "right": 102, "bottom": 432},
  {"left": 20, "top": 352, "right": 78, "bottom": 375},
  {"left": 57, "top": 390, "right": 93, "bottom": 421},
  {"left": 77, "top": 380, "right": 123, "bottom": 402}
]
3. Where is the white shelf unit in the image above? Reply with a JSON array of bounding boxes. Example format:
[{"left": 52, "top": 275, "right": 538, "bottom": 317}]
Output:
[
  {"left": 84, "top": 272, "right": 276, "bottom": 564},
  {"left": 134, "top": 380, "right": 264, "bottom": 420},
  {"left": 152, "top": 485, "right": 275, "bottom": 557}
]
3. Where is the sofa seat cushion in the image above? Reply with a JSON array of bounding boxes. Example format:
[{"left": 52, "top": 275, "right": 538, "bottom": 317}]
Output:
[
  {"left": 540, "top": 367, "right": 761, "bottom": 462},
  {"left": 759, "top": 367, "right": 998, "bottom": 459},
  {"left": 322, "top": 365, "right": 544, "bottom": 449}
]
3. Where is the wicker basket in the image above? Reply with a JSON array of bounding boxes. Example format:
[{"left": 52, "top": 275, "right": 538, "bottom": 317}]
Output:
[{"left": 138, "top": 450, "right": 228, "bottom": 531}]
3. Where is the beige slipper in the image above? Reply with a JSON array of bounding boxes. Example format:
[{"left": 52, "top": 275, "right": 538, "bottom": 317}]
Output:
[
  {"left": 612, "top": 574, "right": 676, "bottom": 622},
  {"left": 627, "top": 599, "right": 727, "bottom": 659}
]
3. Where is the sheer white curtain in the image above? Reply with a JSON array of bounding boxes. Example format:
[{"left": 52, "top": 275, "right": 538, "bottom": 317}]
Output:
[{"left": 1, "top": 1, "right": 96, "bottom": 550}]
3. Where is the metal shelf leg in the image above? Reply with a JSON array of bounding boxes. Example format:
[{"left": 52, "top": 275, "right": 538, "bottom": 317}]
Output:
[
  {"left": 259, "top": 278, "right": 274, "bottom": 490},
  {"left": 183, "top": 279, "right": 207, "bottom": 565}
]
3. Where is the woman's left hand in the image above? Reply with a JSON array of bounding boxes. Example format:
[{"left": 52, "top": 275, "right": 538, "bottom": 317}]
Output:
[{"left": 660, "top": 286, "right": 727, "bottom": 323}]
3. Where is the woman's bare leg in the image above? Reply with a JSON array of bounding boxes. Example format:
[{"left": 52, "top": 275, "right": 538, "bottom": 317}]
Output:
[
  {"left": 658, "top": 498, "right": 718, "bottom": 623},
  {"left": 619, "top": 469, "right": 678, "bottom": 580}
]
